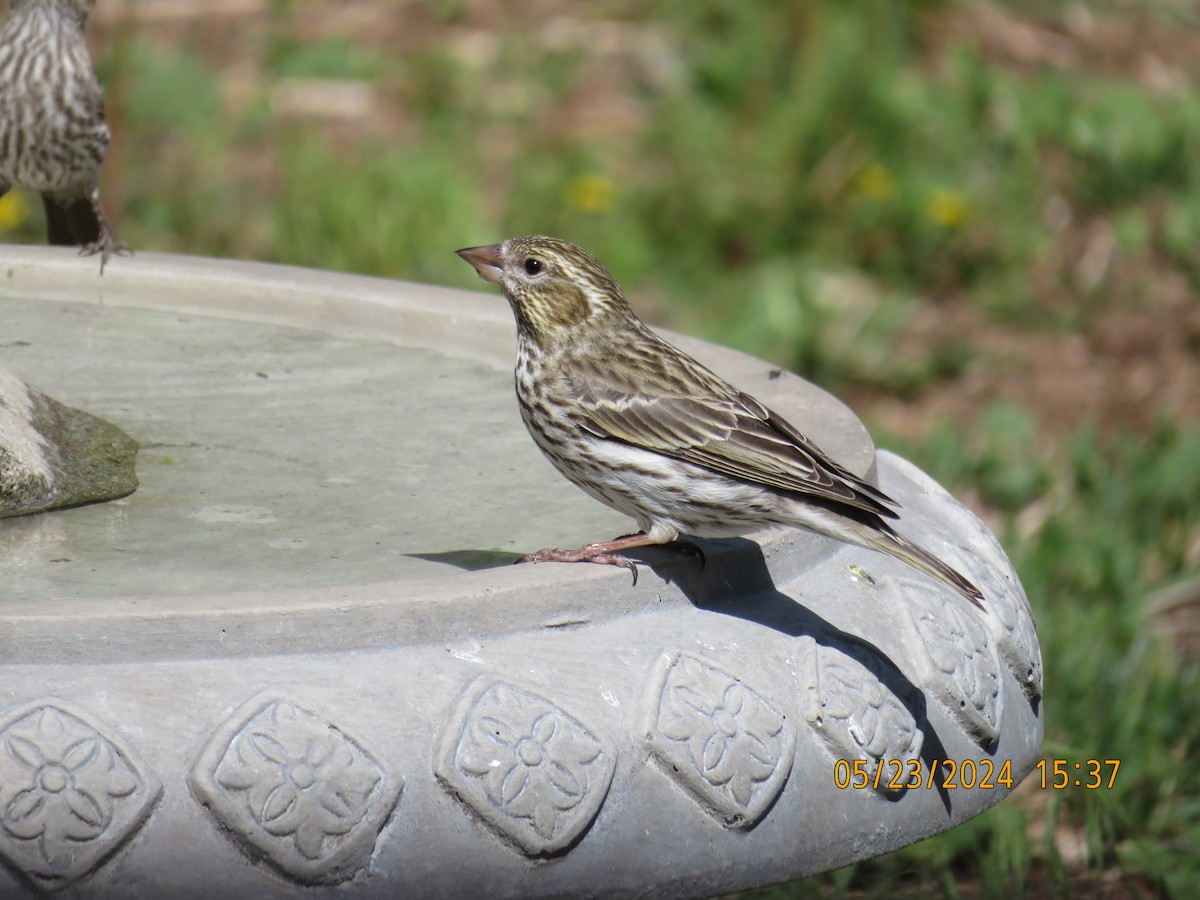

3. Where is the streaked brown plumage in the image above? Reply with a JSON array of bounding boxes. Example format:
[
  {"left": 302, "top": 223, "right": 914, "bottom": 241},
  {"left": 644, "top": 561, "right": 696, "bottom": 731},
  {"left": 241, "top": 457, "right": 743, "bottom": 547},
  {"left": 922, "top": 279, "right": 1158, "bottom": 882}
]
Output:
[
  {"left": 0, "top": 0, "right": 128, "bottom": 271},
  {"left": 457, "top": 235, "right": 984, "bottom": 609}
]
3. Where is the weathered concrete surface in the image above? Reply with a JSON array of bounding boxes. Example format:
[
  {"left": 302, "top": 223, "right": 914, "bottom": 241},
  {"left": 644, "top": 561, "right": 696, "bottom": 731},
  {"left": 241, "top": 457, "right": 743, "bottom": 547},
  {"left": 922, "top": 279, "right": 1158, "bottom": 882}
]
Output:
[
  {"left": 0, "top": 246, "right": 1042, "bottom": 899},
  {"left": 0, "top": 363, "right": 137, "bottom": 518}
]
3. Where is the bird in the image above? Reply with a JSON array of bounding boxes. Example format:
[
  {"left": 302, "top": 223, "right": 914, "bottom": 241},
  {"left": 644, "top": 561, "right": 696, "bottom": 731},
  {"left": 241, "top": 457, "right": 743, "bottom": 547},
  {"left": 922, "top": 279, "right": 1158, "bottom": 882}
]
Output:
[
  {"left": 456, "top": 235, "right": 984, "bottom": 609},
  {"left": 0, "top": 0, "right": 129, "bottom": 272}
]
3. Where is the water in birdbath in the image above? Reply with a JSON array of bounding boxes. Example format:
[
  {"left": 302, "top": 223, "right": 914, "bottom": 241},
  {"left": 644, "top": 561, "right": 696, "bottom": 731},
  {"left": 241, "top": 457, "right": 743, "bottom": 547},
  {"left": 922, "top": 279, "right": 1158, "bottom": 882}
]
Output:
[{"left": 0, "top": 297, "right": 627, "bottom": 604}]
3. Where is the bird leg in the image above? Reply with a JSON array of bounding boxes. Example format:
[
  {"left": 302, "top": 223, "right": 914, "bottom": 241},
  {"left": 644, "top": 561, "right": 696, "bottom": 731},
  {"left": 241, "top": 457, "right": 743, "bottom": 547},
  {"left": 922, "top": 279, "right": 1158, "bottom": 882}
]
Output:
[
  {"left": 520, "top": 532, "right": 654, "bottom": 584},
  {"left": 611, "top": 532, "right": 705, "bottom": 569},
  {"left": 518, "top": 532, "right": 704, "bottom": 585}
]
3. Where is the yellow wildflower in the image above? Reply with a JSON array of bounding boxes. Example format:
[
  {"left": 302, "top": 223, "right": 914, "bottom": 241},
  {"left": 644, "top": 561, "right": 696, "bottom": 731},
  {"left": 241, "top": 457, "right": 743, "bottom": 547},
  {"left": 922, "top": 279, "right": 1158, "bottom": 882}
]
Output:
[
  {"left": 563, "top": 174, "right": 615, "bottom": 213},
  {"left": 854, "top": 163, "right": 895, "bottom": 202},
  {"left": 926, "top": 188, "right": 970, "bottom": 228},
  {"left": 0, "top": 193, "right": 30, "bottom": 232}
]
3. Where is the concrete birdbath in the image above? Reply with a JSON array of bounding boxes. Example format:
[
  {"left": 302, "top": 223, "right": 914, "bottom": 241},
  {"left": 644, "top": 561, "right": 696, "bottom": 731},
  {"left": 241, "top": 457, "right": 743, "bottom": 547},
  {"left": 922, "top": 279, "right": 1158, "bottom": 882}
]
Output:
[{"left": 0, "top": 247, "right": 1042, "bottom": 897}]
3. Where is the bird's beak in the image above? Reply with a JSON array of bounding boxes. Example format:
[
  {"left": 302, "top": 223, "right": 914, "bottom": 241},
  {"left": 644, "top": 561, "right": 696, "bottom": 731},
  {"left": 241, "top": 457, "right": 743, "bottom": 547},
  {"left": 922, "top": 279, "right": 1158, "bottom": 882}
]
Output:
[{"left": 456, "top": 244, "right": 504, "bottom": 286}]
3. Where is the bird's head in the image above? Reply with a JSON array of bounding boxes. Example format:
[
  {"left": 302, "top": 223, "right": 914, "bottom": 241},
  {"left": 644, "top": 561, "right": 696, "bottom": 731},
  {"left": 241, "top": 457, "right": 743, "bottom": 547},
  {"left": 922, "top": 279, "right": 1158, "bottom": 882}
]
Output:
[{"left": 457, "top": 236, "right": 631, "bottom": 346}]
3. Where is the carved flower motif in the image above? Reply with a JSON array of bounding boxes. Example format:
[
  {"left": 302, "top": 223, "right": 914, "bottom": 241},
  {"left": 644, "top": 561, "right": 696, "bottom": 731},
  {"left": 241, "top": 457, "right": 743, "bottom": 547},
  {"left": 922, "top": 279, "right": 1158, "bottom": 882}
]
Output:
[
  {"left": 2, "top": 707, "right": 137, "bottom": 865},
  {"left": 663, "top": 679, "right": 772, "bottom": 806},
  {"left": 0, "top": 701, "right": 161, "bottom": 890},
  {"left": 901, "top": 580, "right": 1002, "bottom": 746},
  {"left": 214, "top": 712, "right": 381, "bottom": 860},
  {"left": 873, "top": 448, "right": 1042, "bottom": 704},
  {"left": 644, "top": 654, "right": 794, "bottom": 826},
  {"left": 821, "top": 658, "right": 920, "bottom": 759},
  {"left": 190, "top": 694, "right": 401, "bottom": 884},
  {"left": 437, "top": 680, "right": 615, "bottom": 856},
  {"left": 460, "top": 708, "right": 597, "bottom": 840},
  {"left": 800, "top": 638, "right": 923, "bottom": 791},
  {"left": 940, "top": 538, "right": 1043, "bottom": 703}
]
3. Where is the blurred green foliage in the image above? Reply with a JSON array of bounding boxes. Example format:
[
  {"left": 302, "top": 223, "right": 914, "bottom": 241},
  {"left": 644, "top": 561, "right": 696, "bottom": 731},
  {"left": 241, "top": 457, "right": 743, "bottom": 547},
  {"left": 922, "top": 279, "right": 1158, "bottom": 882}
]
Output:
[
  {"left": 35, "top": 0, "right": 1197, "bottom": 346},
  {"left": 6, "top": 0, "right": 1196, "bottom": 354}
]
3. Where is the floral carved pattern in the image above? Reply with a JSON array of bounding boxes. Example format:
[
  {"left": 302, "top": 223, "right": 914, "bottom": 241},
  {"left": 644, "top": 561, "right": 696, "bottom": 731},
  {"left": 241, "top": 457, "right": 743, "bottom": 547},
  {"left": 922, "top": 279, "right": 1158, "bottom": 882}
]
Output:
[
  {"left": 642, "top": 653, "right": 794, "bottom": 827},
  {"left": 939, "top": 518, "right": 1043, "bottom": 705},
  {"left": 899, "top": 580, "right": 1003, "bottom": 747},
  {"left": 435, "top": 679, "right": 615, "bottom": 857},
  {"left": 875, "top": 449, "right": 1043, "bottom": 704},
  {"left": 190, "top": 693, "right": 402, "bottom": 884},
  {"left": 799, "top": 638, "right": 923, "bottom": 792},
  {"left": 0, "top": 700, "right": 162, "bottom": 892}
]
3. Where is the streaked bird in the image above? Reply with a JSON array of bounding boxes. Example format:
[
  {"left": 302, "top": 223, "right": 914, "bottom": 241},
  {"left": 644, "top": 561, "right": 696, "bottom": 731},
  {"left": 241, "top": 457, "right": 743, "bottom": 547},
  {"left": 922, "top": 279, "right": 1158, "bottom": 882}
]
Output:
[
  {"left": 457, "top": 235, "right": 984, "bottom": 609},
  {"left": 0, "top": 0, "right": 128, "bottom": 271}
]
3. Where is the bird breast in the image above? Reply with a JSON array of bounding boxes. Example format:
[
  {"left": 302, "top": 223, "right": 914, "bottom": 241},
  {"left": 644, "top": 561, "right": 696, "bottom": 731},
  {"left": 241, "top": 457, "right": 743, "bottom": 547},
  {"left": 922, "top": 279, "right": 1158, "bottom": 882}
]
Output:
[{"left": 0, "top": 6, "right": 108, "bottom": 192}]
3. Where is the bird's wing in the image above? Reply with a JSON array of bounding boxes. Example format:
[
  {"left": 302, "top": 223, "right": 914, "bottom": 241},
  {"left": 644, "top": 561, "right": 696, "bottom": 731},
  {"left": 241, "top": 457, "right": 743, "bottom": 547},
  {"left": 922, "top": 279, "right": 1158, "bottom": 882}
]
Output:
[{"left": 580, "top": 387, "right": 900, "bottom": 519}]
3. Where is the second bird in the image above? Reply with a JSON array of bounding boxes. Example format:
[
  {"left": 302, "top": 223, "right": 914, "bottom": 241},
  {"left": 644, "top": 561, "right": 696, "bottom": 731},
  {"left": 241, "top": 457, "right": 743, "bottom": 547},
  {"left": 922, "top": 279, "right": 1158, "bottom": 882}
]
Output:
[
  {"left": 457, "top": 235, "right": 984, "bottom": 609},
  {"left": 0, "top": 0, "right": 127, "bottom": 271}
]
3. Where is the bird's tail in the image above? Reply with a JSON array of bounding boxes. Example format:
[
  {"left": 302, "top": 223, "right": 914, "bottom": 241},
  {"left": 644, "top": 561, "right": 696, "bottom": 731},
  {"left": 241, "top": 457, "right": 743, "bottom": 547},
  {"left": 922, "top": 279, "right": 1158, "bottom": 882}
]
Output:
[{"left": 866, "top": 527, "right": 985, "bottom": 610}]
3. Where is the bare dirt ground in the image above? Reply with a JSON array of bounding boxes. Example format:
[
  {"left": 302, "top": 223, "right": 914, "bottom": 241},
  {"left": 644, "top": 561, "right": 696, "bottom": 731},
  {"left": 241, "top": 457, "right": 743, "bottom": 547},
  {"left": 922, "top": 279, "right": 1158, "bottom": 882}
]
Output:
[
  {"left": 857, "top": 289, "right": 1200, "bottom": 446},
  {"left": 871, "top": 1, "right": 1200, "bottom": 445}
]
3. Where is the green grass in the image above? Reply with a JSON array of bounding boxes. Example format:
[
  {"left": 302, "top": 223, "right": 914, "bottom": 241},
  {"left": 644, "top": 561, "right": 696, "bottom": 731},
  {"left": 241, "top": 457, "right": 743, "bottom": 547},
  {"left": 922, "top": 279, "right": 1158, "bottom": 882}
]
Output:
[{"left": 4, "top": 0, "right": 1199, "bottom": 894}]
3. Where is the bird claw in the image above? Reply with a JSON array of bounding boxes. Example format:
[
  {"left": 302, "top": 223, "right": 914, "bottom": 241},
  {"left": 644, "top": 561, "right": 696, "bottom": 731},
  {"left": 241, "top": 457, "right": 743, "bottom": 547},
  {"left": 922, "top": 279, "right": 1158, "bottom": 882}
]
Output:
[
  {"left": 607, "top": 534, "right": 705, "bottom": 570},
  {"left": 79, "top": 233, "right": 132, "bottom": 274}
]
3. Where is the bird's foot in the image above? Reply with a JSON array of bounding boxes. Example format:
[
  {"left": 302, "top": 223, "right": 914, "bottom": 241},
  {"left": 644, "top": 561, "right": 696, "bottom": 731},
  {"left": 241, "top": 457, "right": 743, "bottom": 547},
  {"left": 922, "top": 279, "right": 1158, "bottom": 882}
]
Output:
[
  {"left": 80, "top": 195, "right": 131, "bottom": 274},
  {"left": 80, "top": 230, "right": 132, "bottom": 275},
  {"left": 518, "top": 544, "right": 642, "bottom": 585},
  {"left": 515, "top": 532, "right": 706, "bottom": 586},
  {"left": 614, "top": 533, "right": 705, "bottom": 569}
]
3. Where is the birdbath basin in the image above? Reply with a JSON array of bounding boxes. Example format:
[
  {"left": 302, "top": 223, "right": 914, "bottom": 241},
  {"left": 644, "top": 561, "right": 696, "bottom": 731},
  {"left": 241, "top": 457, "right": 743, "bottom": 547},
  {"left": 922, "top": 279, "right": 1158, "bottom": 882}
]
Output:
[{"left": 0, "top": 247, "right": 1042, "bottom": 897}]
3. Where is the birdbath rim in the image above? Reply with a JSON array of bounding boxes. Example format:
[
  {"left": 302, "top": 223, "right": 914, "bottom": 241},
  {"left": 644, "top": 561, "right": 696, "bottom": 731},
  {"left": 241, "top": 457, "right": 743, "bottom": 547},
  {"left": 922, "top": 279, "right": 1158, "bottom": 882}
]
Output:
[{"left": 0, "top": 246, "right": 878, "bottom": 665}]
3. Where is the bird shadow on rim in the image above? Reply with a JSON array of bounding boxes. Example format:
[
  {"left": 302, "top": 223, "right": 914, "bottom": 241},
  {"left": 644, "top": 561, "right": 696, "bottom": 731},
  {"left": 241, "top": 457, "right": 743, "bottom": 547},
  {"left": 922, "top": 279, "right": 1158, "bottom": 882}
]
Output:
[
  {"left": 411, "top": 538, "right": 970, "bottom": 813},
  {"left": 406, "top": 549, "right": 524, "bottom": 570},
  {"left": 639, "top": 536, "right": 960, "bottom": 815}
]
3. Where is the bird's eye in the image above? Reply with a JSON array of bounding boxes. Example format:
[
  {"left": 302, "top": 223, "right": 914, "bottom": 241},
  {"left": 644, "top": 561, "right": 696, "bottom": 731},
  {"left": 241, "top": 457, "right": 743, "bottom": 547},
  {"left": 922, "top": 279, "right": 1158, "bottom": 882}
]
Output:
[{"left": 523, "top": 258, "right": 543, "bottom": 276}]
